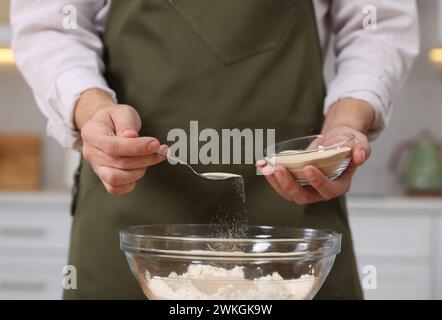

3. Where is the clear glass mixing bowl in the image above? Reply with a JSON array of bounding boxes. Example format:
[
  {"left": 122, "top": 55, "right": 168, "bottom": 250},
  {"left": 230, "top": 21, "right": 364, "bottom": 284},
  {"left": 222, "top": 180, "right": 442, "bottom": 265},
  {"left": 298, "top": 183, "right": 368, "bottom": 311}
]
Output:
[{"left": 120, "top": 224, "right": 341, "bottom": 300}]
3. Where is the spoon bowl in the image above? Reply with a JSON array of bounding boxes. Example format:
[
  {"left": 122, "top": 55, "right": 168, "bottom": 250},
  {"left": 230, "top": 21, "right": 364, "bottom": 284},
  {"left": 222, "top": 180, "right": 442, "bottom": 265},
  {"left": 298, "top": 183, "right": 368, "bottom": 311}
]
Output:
[{"left": 157, "top": 151, "right": 242, "bottom": 182}]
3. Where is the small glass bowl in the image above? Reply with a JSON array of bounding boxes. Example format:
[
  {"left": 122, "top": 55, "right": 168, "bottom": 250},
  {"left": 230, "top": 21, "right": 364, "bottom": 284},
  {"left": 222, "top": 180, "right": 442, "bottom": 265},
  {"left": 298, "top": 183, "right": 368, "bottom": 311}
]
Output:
[
  {"left": 120, "top": 224, "right": 341, "bottom": 300},
  {"left": 266, "top": 134, "right": 355, "bottom": 186}
]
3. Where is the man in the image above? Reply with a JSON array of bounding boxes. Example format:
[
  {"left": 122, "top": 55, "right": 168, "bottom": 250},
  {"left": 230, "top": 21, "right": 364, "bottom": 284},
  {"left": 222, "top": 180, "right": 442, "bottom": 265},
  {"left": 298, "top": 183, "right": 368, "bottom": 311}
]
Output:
[{"left": 11, "top": 0, "right": 419, "bottom": 299}]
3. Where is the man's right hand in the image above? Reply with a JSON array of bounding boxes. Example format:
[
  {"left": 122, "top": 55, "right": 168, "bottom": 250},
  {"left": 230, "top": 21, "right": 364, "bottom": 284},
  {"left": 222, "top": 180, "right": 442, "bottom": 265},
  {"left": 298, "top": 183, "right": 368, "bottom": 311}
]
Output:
[{"left": 75, "top": 89, "right": 167, "bottom": 196}]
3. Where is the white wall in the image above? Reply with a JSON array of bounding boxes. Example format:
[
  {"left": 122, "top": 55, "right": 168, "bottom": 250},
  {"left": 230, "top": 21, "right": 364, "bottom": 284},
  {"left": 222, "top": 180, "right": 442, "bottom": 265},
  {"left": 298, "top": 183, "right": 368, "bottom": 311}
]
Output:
[{"left": 350, "top": 0, "right": 442, "bottom": 195}]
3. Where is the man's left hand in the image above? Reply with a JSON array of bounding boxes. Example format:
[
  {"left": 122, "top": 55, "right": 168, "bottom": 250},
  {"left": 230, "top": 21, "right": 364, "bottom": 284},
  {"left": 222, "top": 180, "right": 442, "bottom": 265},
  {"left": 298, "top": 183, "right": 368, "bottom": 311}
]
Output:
[
  {"left": 256, "top": 99, "right": 374, "bottom": 204},
  {"left": 257, "top": 126, "right": 370, "bottom": 204}
]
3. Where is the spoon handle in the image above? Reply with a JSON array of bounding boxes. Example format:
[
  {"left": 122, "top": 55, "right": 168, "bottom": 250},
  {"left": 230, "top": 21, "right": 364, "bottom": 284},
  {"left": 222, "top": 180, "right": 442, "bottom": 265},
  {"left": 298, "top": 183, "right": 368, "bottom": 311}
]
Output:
[
  {"left": 157, "top": 151, "right": 193, "bottom": 168},
  {"left": 156, "top": 151, "right": 239, "bottom": 181}
]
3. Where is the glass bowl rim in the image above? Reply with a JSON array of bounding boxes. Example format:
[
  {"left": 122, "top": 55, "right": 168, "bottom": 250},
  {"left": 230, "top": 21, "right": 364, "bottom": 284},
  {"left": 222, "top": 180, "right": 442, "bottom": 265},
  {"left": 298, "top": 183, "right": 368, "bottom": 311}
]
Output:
[
  {"left": 120, "top": 225, "right": 342, "bottom": 259},
  {"left": 120, "top": 224, "right": 342, "bottom": 243},
  {"left": 266, "top": 134, "right": 355, "bottom": 157}
]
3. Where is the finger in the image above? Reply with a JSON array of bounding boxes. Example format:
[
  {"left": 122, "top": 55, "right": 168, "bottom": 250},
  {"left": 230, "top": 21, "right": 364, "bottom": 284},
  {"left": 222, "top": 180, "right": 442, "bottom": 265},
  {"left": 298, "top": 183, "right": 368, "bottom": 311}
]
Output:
[
  {"left": 306, "top": 136, "right": 322, "bottom": 150},
  {"left": 87, "top": 145, "right": 166, "bottom": 169},
  {"left": 352, "top": 148, "right": 367, "bottom": 166},
  {"left": 120, "top": 129, "right": 139, "bottom": 139},
  {"left": 90, "top": 163, "right": 138, "bottom": 195},
  {"left": 107, "top": 154, "right": 166, "bottom": 170},
  {"left": 80, "top": 110, "right": 160, "bottom": 157},
  {"left": 102, "top": 181, "right": 136, "bottom": 196},
  {"left": 87, "top": 134, "right": 160, "bottom": 157},
  {"left": 110, "top": 106, "right": 142, "bottom": 137},
  {"left": 335, "top": 161, "right": 358, "bottom": 182},
  {"left": 255, "top": 159, "right": 267, "bottom": 168},
  {"left": 158, "top": 144, "right": 170, "bottom": 158},
  {"left": 98, "top": 166, "right": 147, "bottom": 186},
  {"left": 303, "top": 166, "right": 346, "bottom": 200},
  {"left": 274, "top": 166, "right": 322, "bottom": 204},
  {"left": 262, "top": 170, "right": 292, "bottom": 201},
  {"left": 352, "top": 135, "right": 370, "bottom": 166},
  {"left": 257, "top": 165, "right": 292, "bottom": 200}
]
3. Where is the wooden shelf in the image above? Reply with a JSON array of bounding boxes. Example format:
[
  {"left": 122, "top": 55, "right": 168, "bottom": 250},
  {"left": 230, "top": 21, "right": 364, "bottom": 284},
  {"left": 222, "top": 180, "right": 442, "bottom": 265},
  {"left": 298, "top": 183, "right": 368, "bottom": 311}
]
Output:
[{"left": 0, "top": 0, "right": 10, "bottom": 26}]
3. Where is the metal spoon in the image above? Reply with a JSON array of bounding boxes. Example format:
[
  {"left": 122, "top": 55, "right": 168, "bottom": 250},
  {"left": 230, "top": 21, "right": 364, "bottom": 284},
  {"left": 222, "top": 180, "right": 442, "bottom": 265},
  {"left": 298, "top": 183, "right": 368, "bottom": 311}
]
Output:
[
  {"left": 156, "top": 151, "right": 242, "bottom": 182},
  {"left": 105, "top": 132, "right": 240, "bottom": 181}
]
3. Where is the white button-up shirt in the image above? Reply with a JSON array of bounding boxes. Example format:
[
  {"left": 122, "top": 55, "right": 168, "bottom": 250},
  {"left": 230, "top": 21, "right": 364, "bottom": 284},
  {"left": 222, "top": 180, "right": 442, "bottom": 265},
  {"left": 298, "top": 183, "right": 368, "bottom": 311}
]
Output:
[{"left": 10, "top": 0, "right": 420, "bottom": 149}]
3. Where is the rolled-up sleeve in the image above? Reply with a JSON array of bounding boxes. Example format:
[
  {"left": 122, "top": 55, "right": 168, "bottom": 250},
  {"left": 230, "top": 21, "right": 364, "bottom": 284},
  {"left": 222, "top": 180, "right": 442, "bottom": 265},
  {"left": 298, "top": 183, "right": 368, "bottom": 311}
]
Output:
[
  {"left": 11, "top": 0, "right": 115, "bottom": 149},
  {"left": 324, "top": 0, "right": 420, "bottom": 137}
]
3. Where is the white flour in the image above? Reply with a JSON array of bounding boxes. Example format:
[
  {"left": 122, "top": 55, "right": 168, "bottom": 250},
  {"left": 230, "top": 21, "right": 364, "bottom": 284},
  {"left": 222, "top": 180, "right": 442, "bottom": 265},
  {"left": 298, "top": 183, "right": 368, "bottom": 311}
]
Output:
[{"left": 147, "top": 264, "right": 316, "bottom": 300}]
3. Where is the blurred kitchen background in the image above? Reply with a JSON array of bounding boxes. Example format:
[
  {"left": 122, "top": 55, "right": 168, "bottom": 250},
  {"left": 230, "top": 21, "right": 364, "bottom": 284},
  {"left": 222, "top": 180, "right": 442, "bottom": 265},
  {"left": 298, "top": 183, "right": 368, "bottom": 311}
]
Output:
[{"left": 1, "top": 0, "right": 442, "bottom": 299}]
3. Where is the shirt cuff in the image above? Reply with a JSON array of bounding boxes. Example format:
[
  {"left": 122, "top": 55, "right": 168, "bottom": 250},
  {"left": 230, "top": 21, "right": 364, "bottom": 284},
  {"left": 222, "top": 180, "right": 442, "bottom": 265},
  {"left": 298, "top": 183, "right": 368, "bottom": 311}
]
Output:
[
  {"left": 47, "top": 67, "right": 117, "bottom": 149},
  {"left": 324, "top": 73, "right": 392, "bottom": 140}
]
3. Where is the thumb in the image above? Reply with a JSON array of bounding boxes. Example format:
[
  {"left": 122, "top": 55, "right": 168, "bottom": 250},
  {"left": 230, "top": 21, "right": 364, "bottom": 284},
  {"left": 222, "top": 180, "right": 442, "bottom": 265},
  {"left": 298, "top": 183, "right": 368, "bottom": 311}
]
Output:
[
  {"left": 351, "top": 133, "right": 371, "bottom": 166},
  {"left": 110, "top": 106, "right": 142, "bottom": 138},
  {"left": 352, "top": 145, "right": 369, "bottom": 166}
]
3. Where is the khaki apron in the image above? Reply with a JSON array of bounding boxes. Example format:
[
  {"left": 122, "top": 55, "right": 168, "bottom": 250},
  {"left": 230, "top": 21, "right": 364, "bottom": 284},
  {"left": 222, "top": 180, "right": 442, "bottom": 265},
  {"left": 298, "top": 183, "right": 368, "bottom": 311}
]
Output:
[{"left": 65, "top": 0, "right": 363, "bottom": 299}]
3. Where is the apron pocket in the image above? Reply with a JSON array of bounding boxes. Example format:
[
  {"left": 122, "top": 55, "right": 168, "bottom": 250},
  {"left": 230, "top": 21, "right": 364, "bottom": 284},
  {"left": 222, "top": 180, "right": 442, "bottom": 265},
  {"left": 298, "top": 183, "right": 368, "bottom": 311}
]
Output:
[{"left": 168, "top": 0, "right": 298, "bottom": 64}]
